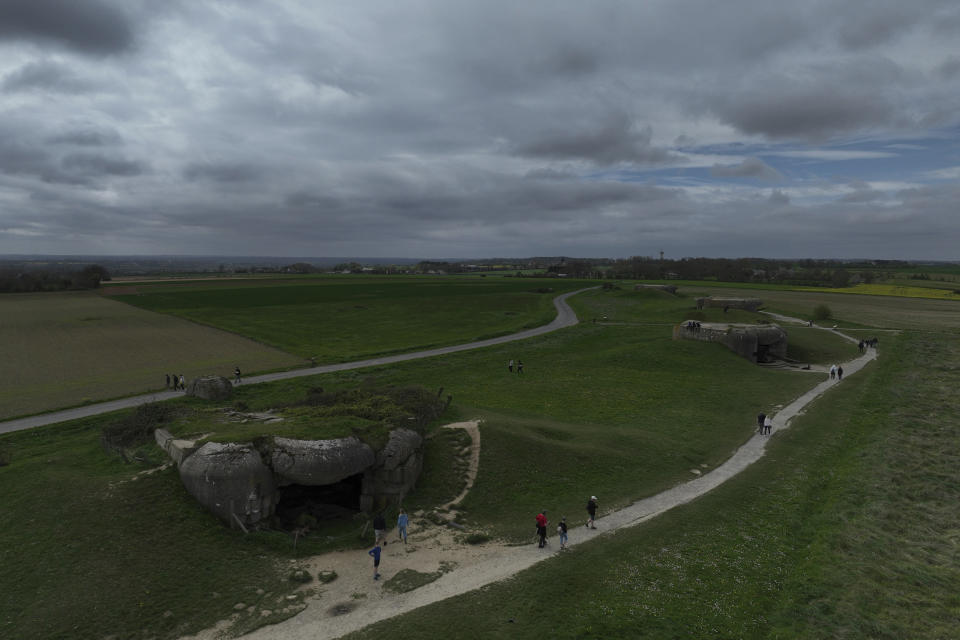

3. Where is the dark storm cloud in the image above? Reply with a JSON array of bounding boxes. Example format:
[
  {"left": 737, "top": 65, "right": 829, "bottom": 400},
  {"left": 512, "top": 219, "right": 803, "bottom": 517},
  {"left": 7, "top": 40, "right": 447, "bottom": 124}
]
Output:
[
  {"left": 516, "top": 116, "right": 680, "bottom": 165},
  {"left": 0, "top": 0, "right": 134, "bottom": 55},
  {"left": 710, "top": 158, "right": 783, "bottom": 180},
  {"left": 1, "top": 60, "right": 94, "bottom": 93},
  {"left": 183, "top": 162, "right": 262, "bottom": 184},
  {"left": 711, "top": 84, "right": 897, "bottom": 140}
]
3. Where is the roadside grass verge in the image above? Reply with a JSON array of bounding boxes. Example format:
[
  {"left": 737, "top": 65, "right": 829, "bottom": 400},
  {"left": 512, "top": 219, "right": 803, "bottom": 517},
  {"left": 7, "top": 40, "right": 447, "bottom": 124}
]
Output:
[
  {"left": 109, "top": 277, "right": 586, "bottom": 362},
  {"left": 346, "top": 331, "right": 960, "bottom": 640}
]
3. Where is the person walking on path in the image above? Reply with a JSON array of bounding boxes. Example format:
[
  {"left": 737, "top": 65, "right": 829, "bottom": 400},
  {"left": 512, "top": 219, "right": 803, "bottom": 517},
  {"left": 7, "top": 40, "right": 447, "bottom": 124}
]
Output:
[
  {"left": 763, "top": 415, "right": 773, "bottom": 435},
  {"left": 166, "top": 373, "right": 171, "bottom": 388},
  {"left": 586, "top": 496, "right": 598, "bottom": 529},
  {"left": 535, "top": 510, "right": 548, "bottom": 548},
  {"left": 508, "top": 359, "right": 514, "bottom": 373},
  {"left": 829, "top": 364, "right": 837, "bottom": 380},
  {"left": 373, "top": 512, "right": 387, "bottom": 545},
  {"left": 757, "top": 412, "right": 766, "bottom": 434},
  {"left": 558, "top": 517, "right": 568, "bottom": 550},
  {"left": 234, "top": 367, "right": 241, "bottom": 384},
  {"left": 837, "top": 365, "right": 844, "bottom": 381},
  {"left": 858, "top": 340, "right": 865, "bottom": 353},
  {"left": 517, "top": 360, "right": 524, "bottom": 374},
  {"left": 369, "top": 543, "right": 382, "bottom": 580},
  {"left": 396, "top": 508, "right": 408, "bottom": 544}
]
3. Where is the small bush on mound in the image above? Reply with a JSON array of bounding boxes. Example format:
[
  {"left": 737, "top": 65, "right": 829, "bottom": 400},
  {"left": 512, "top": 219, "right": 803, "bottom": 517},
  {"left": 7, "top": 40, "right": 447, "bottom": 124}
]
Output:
[
  {"left": 813, "top": 304, "right": 833, "bottom": 321},
  {"left": 317, "top": 570, "right": 338, "bottom": 584},
  {"left": 464, "top": 533, "right": 490, "bottom": 545},
  {"left": 289, "top": 569, "right": 312, "bottom": 583},
  {"left": 101, "top": 402, "right": 177, "bottom": 460}
]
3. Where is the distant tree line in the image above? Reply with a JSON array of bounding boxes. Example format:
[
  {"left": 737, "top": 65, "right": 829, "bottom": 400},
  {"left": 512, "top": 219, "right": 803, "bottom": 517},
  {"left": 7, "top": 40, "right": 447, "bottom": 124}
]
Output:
[{"left": 0, "top": 264, "right": 110, "bottom": 293}]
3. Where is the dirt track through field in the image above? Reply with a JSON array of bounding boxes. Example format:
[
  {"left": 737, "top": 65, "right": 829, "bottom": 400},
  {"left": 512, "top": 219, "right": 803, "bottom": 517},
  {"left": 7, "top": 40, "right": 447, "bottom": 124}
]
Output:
[{"left": 181, "top": 313, "right": 878, "bottom": 640}]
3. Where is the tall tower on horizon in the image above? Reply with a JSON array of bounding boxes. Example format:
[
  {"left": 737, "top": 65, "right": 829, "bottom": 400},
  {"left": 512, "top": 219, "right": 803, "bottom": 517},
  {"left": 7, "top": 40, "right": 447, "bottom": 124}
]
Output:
[{"left": 659, "top": 250, "right": 664, "bottom": 261}]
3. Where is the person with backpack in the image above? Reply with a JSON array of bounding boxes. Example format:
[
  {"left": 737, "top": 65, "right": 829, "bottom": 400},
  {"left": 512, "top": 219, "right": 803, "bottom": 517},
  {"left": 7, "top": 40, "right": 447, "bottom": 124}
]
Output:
[
  {"left": 557, "top": 517, "right": 568, "bottom": 550},
  {"left": 586, "top": 496, "right": 598, "bottom": 529},
  {"left": 535, "top": 510, "right": 548, "bottom": 548}
]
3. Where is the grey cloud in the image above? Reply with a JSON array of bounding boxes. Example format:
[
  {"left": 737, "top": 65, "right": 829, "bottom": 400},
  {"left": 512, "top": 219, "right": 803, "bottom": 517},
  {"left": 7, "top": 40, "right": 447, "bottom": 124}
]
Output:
[
  {"left": 47, "top": 128, "right": 122, "bottom": 147},
  {"left": 768, "top": 189, "right": 790, "bottom": 205},
  {"left": 711, "top": 84, "right": 896, "bottom": 140},
  {"left": 183, "top": 163, "right": 262, "bottom": 184},
  {"left": 710, "top": 157, "right": 783, "bottom": 180},
  {"left": 937, "top": 56, "right": 960, "bottom": 79},
  {"left": 835, "top": 5, "right": 921, "bottom": 50},
  {"left": 61, "top": 153, "right": 145, "bottom": 178},
  {"left": 840, "top": 189, "right": 885, "bottom": 203},
  {"left": 0, "top": 0, "right": 134, "bottom": 55},
  {"left": 516, "top": 116, "right": 680, "bottom": 165},
  {"left": 1, "top": 60, "right": 94, "bottom": 93}
]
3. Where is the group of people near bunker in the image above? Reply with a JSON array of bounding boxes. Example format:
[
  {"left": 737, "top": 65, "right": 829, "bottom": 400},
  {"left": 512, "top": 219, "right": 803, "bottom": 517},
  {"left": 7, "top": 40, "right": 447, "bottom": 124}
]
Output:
[{"left": 367, "top": 497, "right": 600, "bottom": 580}]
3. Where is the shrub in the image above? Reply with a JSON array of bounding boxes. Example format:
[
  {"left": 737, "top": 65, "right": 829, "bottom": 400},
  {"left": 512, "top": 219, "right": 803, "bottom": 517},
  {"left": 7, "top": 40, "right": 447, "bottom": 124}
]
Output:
[
  {"left": 101, "top": 403, "right": 177, "bottom": 459},
  {"left": 812, "top": 304, "right": 833, "bottom": 321},
  {"left": 317, "top": 570, "right": 338, "bottom": 584},
  {"left": 289, "top": 569, "right": 312, "bottom": 583},
  {"left": 464, "top": 533, "right": 491, "bottom": 545}
]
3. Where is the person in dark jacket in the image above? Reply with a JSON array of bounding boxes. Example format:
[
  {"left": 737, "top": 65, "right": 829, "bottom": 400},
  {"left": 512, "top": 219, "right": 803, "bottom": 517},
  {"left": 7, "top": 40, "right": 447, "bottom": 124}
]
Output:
[{"left": 586, "top": 496, "right": 598, "bottom": 529}]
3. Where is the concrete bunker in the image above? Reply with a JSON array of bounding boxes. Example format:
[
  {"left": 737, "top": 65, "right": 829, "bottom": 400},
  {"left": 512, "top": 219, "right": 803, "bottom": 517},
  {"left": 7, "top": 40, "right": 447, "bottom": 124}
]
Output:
[
  {"left": 157, "top": 427, "right": 424, "bottom": 529},
  {"left": 673, "top": 321, "right": 788, "bottom": 363}
]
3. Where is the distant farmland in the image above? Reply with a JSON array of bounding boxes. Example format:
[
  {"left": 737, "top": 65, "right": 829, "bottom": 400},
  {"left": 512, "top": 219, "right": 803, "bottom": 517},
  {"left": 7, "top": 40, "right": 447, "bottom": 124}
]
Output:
[
  {"left": 107, "top": 276, "right": 584, "bottom": 362},
  {"left": 0, "top": 291, "right": 302, "bottom": 419}
]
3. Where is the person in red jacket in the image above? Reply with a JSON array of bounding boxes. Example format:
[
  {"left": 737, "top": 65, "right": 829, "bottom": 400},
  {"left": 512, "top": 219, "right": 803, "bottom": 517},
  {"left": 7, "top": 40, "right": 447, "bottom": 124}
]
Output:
[{"left": 535, "top": 510, "right": 548, "bottom": 548}]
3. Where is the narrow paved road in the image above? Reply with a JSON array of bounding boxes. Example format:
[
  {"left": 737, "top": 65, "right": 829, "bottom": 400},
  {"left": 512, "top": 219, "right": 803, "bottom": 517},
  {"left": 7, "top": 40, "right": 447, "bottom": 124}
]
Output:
[{"left": 0, "top": 288, "right": 594, "bottom": 435}]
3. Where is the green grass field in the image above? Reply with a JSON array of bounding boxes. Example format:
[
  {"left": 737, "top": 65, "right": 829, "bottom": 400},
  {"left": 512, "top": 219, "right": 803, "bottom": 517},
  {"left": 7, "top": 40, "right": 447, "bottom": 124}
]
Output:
[
  {"left": 2, "top": 281, "right": 957, "bottom": 639},
  {"left": 346, "top": 319, "right": 960, "bottom": 639},
  {"left": 0, "top": 291, "right": 302, "bottom": 420},
  {"left": 108, "top": 276, "right": 585, "bottom": 362}
]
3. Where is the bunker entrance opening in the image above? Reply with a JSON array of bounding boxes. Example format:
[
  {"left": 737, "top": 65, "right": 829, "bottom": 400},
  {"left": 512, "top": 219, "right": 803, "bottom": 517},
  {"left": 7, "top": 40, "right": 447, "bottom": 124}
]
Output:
[{"left": 274, "top": 473, "right": 363, "bottom": 530}]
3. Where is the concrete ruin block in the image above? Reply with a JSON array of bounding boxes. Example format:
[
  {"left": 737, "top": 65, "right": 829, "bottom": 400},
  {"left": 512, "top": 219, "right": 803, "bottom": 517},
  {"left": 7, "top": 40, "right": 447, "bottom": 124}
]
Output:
[
  {"left": 377, "top": 428, "right": 422, "bottom": 470},
  {"left": 185, "top": 375, "right": 233, "bottom": 401},
  {"left": 179, "top": 442, "right": 276, "bottom": 526},
  {"left": 270, "top": 436, "right": 375, "bottom": 486}
]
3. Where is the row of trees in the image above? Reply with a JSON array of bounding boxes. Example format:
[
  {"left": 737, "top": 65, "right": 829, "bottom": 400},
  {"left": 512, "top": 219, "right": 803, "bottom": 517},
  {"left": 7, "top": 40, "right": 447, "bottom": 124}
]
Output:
[{"left": 0, "top": 264, "right": 110, "bottom": 293}]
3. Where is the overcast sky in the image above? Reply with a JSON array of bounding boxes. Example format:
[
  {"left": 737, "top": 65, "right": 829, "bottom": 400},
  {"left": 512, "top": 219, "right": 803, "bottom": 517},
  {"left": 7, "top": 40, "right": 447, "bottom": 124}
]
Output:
[{"left": 1, "top": 0, "right": 959, "bottom": 260}]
